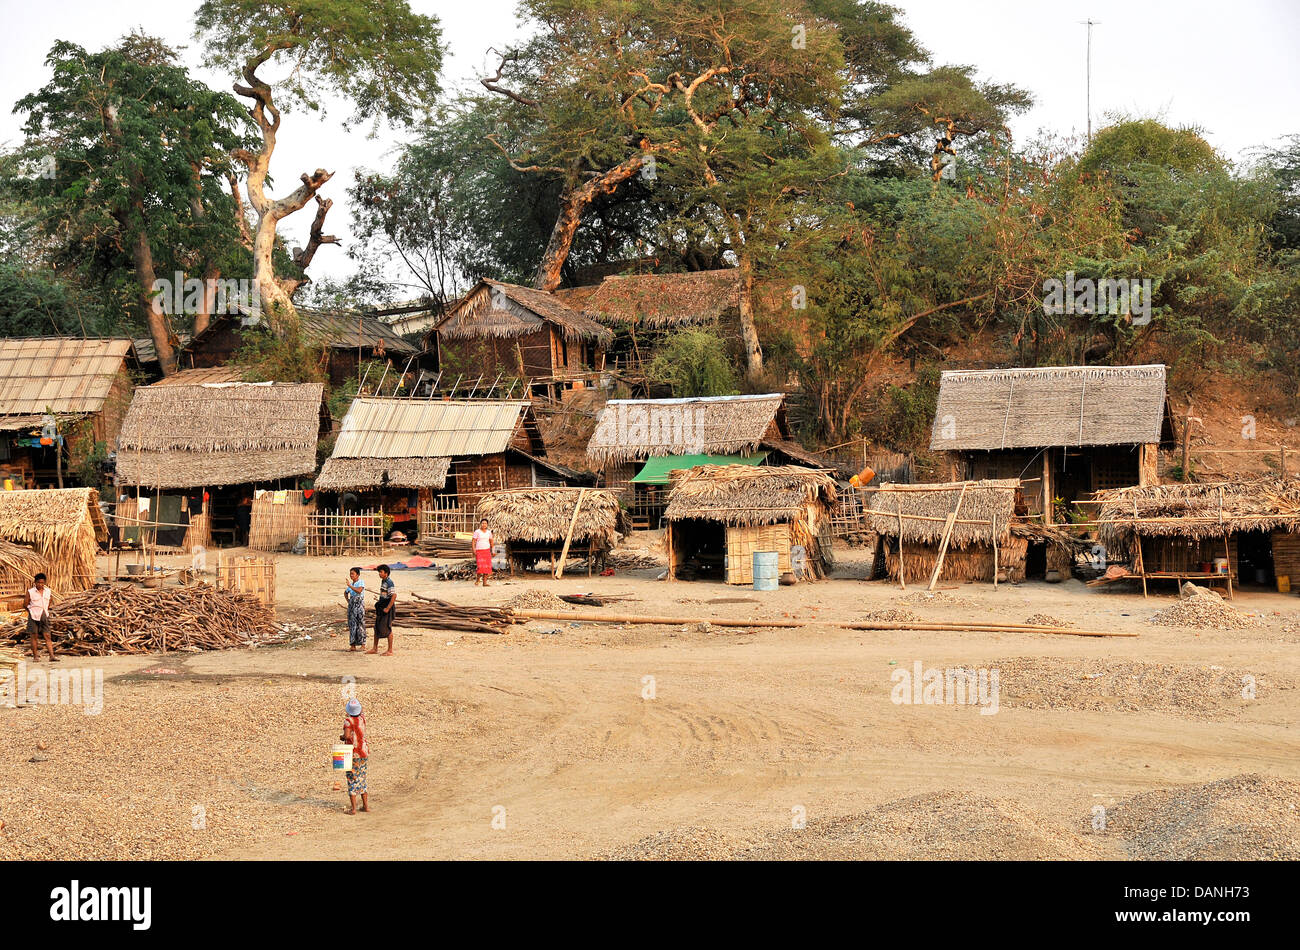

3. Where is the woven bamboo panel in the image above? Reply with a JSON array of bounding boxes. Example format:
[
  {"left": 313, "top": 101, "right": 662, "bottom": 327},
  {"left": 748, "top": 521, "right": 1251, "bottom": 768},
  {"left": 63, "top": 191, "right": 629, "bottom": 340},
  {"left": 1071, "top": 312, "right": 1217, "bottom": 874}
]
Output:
[
  {"left": 216, "top": 553, "right": 276, "bottom": 608},
  {"left": 1273, "top": 531, "right": 1300, "bottom": 582},
  {"left": 249, "top": 491, "right": 311, "bottom": 552},
  {"left": 725, "top": 523, "right": 792, "bottom": 585}
]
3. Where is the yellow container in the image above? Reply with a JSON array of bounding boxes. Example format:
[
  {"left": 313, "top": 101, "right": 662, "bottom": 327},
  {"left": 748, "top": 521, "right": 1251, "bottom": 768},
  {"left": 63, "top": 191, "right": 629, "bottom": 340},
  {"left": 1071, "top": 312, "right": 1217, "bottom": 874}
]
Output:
[{"left": 1278, "top": 575, "right": 1291, "bottom": 594}]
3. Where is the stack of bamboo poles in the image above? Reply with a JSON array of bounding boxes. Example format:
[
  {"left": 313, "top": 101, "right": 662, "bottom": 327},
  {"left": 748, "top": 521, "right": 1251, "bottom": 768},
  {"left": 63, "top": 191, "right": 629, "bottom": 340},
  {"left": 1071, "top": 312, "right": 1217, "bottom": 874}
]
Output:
[
  {"left": 0, "top": 585, "right": 275, "bottom": 655},
  {"left": 373, "top": 593, "right": 513, "bottom": 634}
]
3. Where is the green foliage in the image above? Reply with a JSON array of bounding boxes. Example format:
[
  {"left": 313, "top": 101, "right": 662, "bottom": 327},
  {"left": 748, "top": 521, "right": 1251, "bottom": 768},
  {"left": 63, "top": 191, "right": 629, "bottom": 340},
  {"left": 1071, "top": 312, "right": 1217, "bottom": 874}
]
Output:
[
  {"left": 232, "top": 326, "right": 327, "bottom": 384},
  {"left": 868, "top": 367, "right": 941, "bottom": 449},
  {"left": 647, "top": 328, "right": 740, "bottom": 397}
]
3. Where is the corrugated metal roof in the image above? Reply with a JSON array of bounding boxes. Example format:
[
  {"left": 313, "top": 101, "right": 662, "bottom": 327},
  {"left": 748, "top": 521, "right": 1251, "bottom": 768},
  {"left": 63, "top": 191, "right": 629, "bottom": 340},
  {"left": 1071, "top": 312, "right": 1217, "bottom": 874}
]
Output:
[
  {"left": 0, "top": 338, "right": 135, "bottom": 415},
  {"left": 331, "top": 398, "right": 532, "bottom": 459}
]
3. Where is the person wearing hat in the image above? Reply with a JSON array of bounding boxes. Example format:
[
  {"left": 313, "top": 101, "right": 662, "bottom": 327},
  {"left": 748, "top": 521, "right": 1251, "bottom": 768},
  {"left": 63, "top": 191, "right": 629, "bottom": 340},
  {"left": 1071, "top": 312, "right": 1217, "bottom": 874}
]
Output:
[{"left": 340, "top": 698, "right": 370, "bottom": 814}]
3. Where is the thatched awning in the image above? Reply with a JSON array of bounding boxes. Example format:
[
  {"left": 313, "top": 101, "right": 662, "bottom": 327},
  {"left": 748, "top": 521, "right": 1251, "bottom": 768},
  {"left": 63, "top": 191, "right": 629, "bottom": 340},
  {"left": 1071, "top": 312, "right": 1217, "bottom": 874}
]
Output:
[
  {"left": 115, "top": 382, "right": 325, "bottom": 489},
  {"left": 315, "top": 456, "right": 451, "bottom": 491},
  {"left": 437, "top": 280, "right": 613, "bottom": 344},
  {"left": 930, "top": 364, "right": 1168, "bottom": 451},
  {"left": 477, "top": 488, "right": 627, "bottom": 546},
  {"left": 867, "top": 479, "right": 1019, "bottom": 547},
  {"left": 1095, "top": 478, "right": 1300, "bottom": 546},
  {"left": 587, "top": 394, "right": 789, "bottom": 465},
  {"left": 664, "top": 465, "right": 837, "bottom": 526}
]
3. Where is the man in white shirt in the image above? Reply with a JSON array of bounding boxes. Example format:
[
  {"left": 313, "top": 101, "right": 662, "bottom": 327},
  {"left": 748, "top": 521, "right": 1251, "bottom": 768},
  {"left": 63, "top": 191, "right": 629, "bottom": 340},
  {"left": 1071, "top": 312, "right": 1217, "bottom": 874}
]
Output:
[{"left": 26, "top": 572, "right": 57, "bottom": 662}]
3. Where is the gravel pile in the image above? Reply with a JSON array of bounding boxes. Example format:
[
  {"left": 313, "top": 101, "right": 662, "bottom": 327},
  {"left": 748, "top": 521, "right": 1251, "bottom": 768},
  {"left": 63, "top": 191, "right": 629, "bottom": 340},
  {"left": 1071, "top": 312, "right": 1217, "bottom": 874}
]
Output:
[
  {"left": 1148, "top": 585, "right": 1262, "bottom": 630},
  {"left": 860, "top": 607, "right": 923, "bottom": 624},
  {"left": 504, "top": 590, "right": 573, "bottom": 611},
  {"left": 898, "top": 591, "right": 978, "bottom": 609},
  {"left": 606, "top": 791, "right": 1106, "bottom": 860},
  {"left": 1083, "top": 773, "right": 1300, "bottom": 860},
  {"left": 1281, "top": 613, "right": 1300, "bottom": 638},
  {"left": 1024, "top": 613, "right": 1072, "bottom": 627},
  {"left": 992, "top": 657, "right": 1283, "bottom": 718}
]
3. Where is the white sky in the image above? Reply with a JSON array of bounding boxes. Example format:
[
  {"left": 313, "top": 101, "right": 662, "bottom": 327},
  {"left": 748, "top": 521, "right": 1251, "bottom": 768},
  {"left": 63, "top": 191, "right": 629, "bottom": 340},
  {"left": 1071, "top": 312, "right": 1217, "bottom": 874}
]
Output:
[{"left": 3, "top": 0, "right": 1297, "bottom": 286}]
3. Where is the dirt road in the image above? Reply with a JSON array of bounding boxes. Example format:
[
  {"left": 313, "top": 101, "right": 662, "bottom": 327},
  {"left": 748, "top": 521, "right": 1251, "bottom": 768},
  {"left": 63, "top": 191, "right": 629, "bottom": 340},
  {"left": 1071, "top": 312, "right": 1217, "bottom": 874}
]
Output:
[{"left": 3, "top": 547, "right": 1298, "bottom": 860}]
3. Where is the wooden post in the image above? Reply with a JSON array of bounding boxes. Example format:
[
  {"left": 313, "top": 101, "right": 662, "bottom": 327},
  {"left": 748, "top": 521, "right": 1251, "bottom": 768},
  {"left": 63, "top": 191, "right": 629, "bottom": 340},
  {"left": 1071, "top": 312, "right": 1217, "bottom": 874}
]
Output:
[
  {"left": 1042, "top": 448, "right": 1054, "bottom": 525},
  {"left": 991, "top": 514, "right": 999, "bottom": 588},
  {"left": 1181, "top": 413, "right": 1193, "bottom": 481},
  {"left": 895, "top": 500, "right": 907, "bottom": 590},
  {"left": 1223, "top": 532, "right": 1234, "bottom": 601},
  {"left": 666, "top": 522, "right": 675, "bottom": 581},
  {"left": 928, "top": 483, "right": 968, "bottom": 591},
  {"left": 1282, "top": 445, "right": 1289, "bottom": 481},
  {"left": 554, "top": 488, "right": 587, "bottom": 579},
  {"left": 1135, "top": 537, "right": 1148, "bottom": 599}
]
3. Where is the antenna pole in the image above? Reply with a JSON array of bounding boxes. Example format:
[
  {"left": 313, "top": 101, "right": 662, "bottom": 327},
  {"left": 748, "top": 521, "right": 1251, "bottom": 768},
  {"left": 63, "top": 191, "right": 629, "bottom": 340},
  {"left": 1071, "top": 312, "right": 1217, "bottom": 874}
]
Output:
[{"left": 1081, "top": 19, "right": 1100, "bottom": 142}]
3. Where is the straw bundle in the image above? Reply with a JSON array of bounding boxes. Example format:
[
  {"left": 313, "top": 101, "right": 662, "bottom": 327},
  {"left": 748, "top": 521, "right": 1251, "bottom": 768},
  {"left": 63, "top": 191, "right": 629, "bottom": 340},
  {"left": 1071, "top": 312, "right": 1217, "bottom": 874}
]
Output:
[
  {"left": 0, "top": 488, "right": 106, "bottom": 592},
  {"left": 476, "top": 488, "right": 627, "bottom": 548},
  {"left": 663, "top": 465, "right": 838, "bottom": 526}
]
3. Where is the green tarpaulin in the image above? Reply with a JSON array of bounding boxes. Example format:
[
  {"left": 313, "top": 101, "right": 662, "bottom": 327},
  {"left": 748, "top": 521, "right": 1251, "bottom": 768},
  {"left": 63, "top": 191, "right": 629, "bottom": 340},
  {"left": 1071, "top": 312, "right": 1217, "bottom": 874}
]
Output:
[{"left": 629, "top": 452, "right": 767, "bottom": 485}]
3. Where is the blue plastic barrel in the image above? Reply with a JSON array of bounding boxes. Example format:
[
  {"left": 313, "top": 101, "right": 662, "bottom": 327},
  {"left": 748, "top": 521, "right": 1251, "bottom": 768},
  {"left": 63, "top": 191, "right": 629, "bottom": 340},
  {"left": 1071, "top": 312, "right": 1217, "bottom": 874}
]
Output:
[{"left": 753, "top": 551, "right": 779, "bottom": 591}]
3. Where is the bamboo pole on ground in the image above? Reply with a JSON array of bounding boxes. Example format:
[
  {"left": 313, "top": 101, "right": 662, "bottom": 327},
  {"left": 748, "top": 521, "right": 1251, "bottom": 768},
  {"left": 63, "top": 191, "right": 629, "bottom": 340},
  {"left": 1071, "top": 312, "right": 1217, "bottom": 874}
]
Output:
[{"left": 927, "top": 483, "right": 968, "bottom": 591}]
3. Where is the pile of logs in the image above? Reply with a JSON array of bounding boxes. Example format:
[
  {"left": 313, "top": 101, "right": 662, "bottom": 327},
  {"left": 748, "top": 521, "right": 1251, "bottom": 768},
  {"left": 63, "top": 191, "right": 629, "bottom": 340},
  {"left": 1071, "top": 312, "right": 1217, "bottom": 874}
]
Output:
[
  {"left": 374, "top": 593, "right": 514, "bottom": 634},
  {"left": 1, "top": 584, "right": 276, "bottom": 656},
  {"left": 415, "top": 536, "right": 471, "bottom": 559}
]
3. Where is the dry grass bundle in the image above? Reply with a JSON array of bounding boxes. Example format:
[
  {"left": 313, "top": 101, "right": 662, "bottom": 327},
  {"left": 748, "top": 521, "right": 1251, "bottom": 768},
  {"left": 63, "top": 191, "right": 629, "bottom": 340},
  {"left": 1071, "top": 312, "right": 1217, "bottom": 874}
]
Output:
[
  {"left": 587, "top": 394, "right": 788, "bottom": 465},
  {"left": 1096, "top": 478, "right": 1300, "bottom": 550},
  {"left": 115, "top": 382, "right": 323, "bottom": 488},
  {"left": 477, "top": 488, "right": 627, "bottom": 548},
  {"left": 868, "top": 479, "right": 1018, "bottom": 548},
  {"left": 664, "top": 464, "right": 837, "bottom": 526},
  {"left": 0, "top": 488, "right": 105, "bottom": 592}
]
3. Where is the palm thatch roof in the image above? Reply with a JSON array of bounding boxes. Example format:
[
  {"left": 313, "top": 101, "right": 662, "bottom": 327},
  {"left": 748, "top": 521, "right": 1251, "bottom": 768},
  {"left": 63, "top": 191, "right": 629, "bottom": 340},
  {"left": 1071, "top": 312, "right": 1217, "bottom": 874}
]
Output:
[
  {"left": 664, "top": 465, "right": 837, "bottom": 526},
  {"left": 0, "top": 337, "right": 136, "bottom": 415},
  {"left": 0, "top": 539, "right": 46, "bottom": 591},
  {"left": 151, "top": 366, "right": 243, "bottom": 386},
  {"left": 582, "top": 270, "right": 741, "bottom": 328},
  {"left": 315, "top": 456, "right": 451, "bottom": 492},
  {"left": 0, "top": 488, "right": 106, "bottom": 592},
  {"left": 1095, "top": 478, "right": 1300, "bottom": 546},
  {"left": 867, "top": 479, "right": 1020, "bottom": 547},
  {"left": 436, "top": 280, "right": 613, "bottom": 344},
  {"left": 587, "top": 394, "right": 790, "bottom": 465},
  {"left": 115, "top": 382, "right": 325, "bottom": 489},
  {"left": 930, "top": 364, "right": 1169, "bottom": 451},
  {"left": 476, "top": 488, "right": 628, "bottom": 547}
]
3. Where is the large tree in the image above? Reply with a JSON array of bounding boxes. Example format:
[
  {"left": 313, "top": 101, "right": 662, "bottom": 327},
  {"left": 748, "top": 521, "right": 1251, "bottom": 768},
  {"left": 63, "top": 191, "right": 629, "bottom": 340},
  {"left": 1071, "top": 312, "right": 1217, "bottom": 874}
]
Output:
[
  {"left": 11, "top": 33, "right": 250, "bottom": 373},
  {"left": 195, "top": 0, "right": 445, "bottom": 331}
]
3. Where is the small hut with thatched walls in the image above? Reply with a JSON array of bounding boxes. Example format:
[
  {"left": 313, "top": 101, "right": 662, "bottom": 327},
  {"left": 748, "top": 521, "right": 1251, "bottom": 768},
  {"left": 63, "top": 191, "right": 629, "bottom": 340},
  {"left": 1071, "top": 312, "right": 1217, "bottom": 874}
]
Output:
[
  {"left": 431, "top": 280, "right": 613, "bottom": 401},
  {"left": 1092, "top": 478, "right": 1300, "bottom": 597},
  {"left": 0, "top": 487, "right": 106, "bottom": 592},
  {"left": 115, "top": 382, "right": 328, "bottom": 550},
  {"left": 929, "top": 365, "right": 1174, "bottom": 522},
  {"left": 586, "top": 393, "right": 824, "bottom": 529},
  {"left": 663, "top": 465, "right": 837, "bottom": 584},
  {"left": 476, "top": 488, "right": 628, "bottom": 576},
  {"left": 0, "top": 539, "right": 47, "bottom": 611},
  {"left": 867, "top": 480, "right": 1026, "bottom": 585}
]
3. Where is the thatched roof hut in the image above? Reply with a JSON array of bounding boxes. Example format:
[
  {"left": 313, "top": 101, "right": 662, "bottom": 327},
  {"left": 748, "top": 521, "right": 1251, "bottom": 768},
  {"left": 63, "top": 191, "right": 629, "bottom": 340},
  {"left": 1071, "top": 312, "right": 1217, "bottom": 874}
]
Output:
[
  {"left": 930, "top": 365, "right": 1171, "bottom": 451},
  {"left": 477, "top": 488, "right": 628, "bottom": 573},
  {"left": 0, "top": 539, "right": 46, "bottom": 604},
  {"left": 867, "top": 479, "right": 1025, "bottom": 584},
  {"left": 587, "top": 393, "right": 800, "bottom": 466},
  {"left": 663, "top": 465, "right": 836, "bottom": 584},
  {"left": 436, "top": 280, "right": 613, "bottom": 345},
  {"left": 0, "top": 487, "right": 106, "bottom": 592},
  {"left": 115, "top": 382, "right": 326, "bottom": 489},
  {"left": 1095, "top": 479, "right": 1300, "bottom": 547},
  {"left": 867, "top": 479, "right": 1019, "bottom": 547},
  {"left": 581, "top": 269, "right": 741, "bottom": 329}
]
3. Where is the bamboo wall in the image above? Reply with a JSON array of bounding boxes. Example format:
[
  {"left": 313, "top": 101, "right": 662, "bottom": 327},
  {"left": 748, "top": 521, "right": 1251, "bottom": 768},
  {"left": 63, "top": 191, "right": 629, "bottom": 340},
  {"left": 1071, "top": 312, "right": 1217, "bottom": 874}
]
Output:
[
  {"left": 248, "top": 491, "right": 312, "bottom": 552},
  {"left": 725, "top": 523, "right": 793, "bottom": 585},
  {"left": 1273, "top": 530, "right": 1300, "bottom": 584}
]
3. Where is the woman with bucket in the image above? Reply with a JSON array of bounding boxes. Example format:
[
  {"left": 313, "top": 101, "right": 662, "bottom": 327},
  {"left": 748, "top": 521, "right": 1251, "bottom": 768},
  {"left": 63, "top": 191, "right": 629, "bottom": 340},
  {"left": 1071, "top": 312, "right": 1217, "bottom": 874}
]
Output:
[
  {"left": 343, "top": 567, "right": 366, "bottom": 651},
  {"left": 339, "top": 698, "right": 370, "bottom": 814},
  {"left": 471, "top": 518, "right": 494, "bottom": 587}
]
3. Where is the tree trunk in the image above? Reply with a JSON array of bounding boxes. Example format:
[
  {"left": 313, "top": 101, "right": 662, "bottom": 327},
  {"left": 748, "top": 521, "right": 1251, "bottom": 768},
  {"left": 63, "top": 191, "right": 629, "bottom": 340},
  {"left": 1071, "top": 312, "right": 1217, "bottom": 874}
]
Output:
[
  {"left": 736, "top": 256, "right": 764, "bottom": 384},
  {"left": 252, "top": 212, "right": 297, "bottom": 332},
  {"left": 130, "top": 226, "right": 177, "bottom": 376},
  {"left": 534, "top": 153, "right": 646, "bottom": 292}
]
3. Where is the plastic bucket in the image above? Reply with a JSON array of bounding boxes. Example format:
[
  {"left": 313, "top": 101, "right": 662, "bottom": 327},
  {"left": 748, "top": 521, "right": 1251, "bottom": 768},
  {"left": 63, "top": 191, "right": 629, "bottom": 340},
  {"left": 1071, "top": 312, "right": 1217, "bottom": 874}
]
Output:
[
  {"left": 331, "top": 743, "right": 353, "bottom": 771},
  {"left": 1213, "top": 558, "right": 1229, "bottom": 575},
  {"left": 753, "top": 552, "right": 779, "bottom": 591}
]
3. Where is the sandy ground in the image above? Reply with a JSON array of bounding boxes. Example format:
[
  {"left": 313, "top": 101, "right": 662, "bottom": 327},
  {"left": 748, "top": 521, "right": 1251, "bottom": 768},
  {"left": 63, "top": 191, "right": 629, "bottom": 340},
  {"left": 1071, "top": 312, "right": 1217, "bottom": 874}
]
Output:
[{"left": 3, "top": 542, "right": 1299, "bottom": 860}]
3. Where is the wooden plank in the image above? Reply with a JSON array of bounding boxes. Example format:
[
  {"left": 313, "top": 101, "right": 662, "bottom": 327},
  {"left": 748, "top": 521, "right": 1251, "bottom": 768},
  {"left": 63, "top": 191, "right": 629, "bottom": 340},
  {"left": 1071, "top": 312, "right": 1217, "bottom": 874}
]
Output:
[
  {"left": 553, "top": 488, "right": 587, "bottom": 578},
  {"left": 927, "top": 483, "right": 968, "bottom": 591}
]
